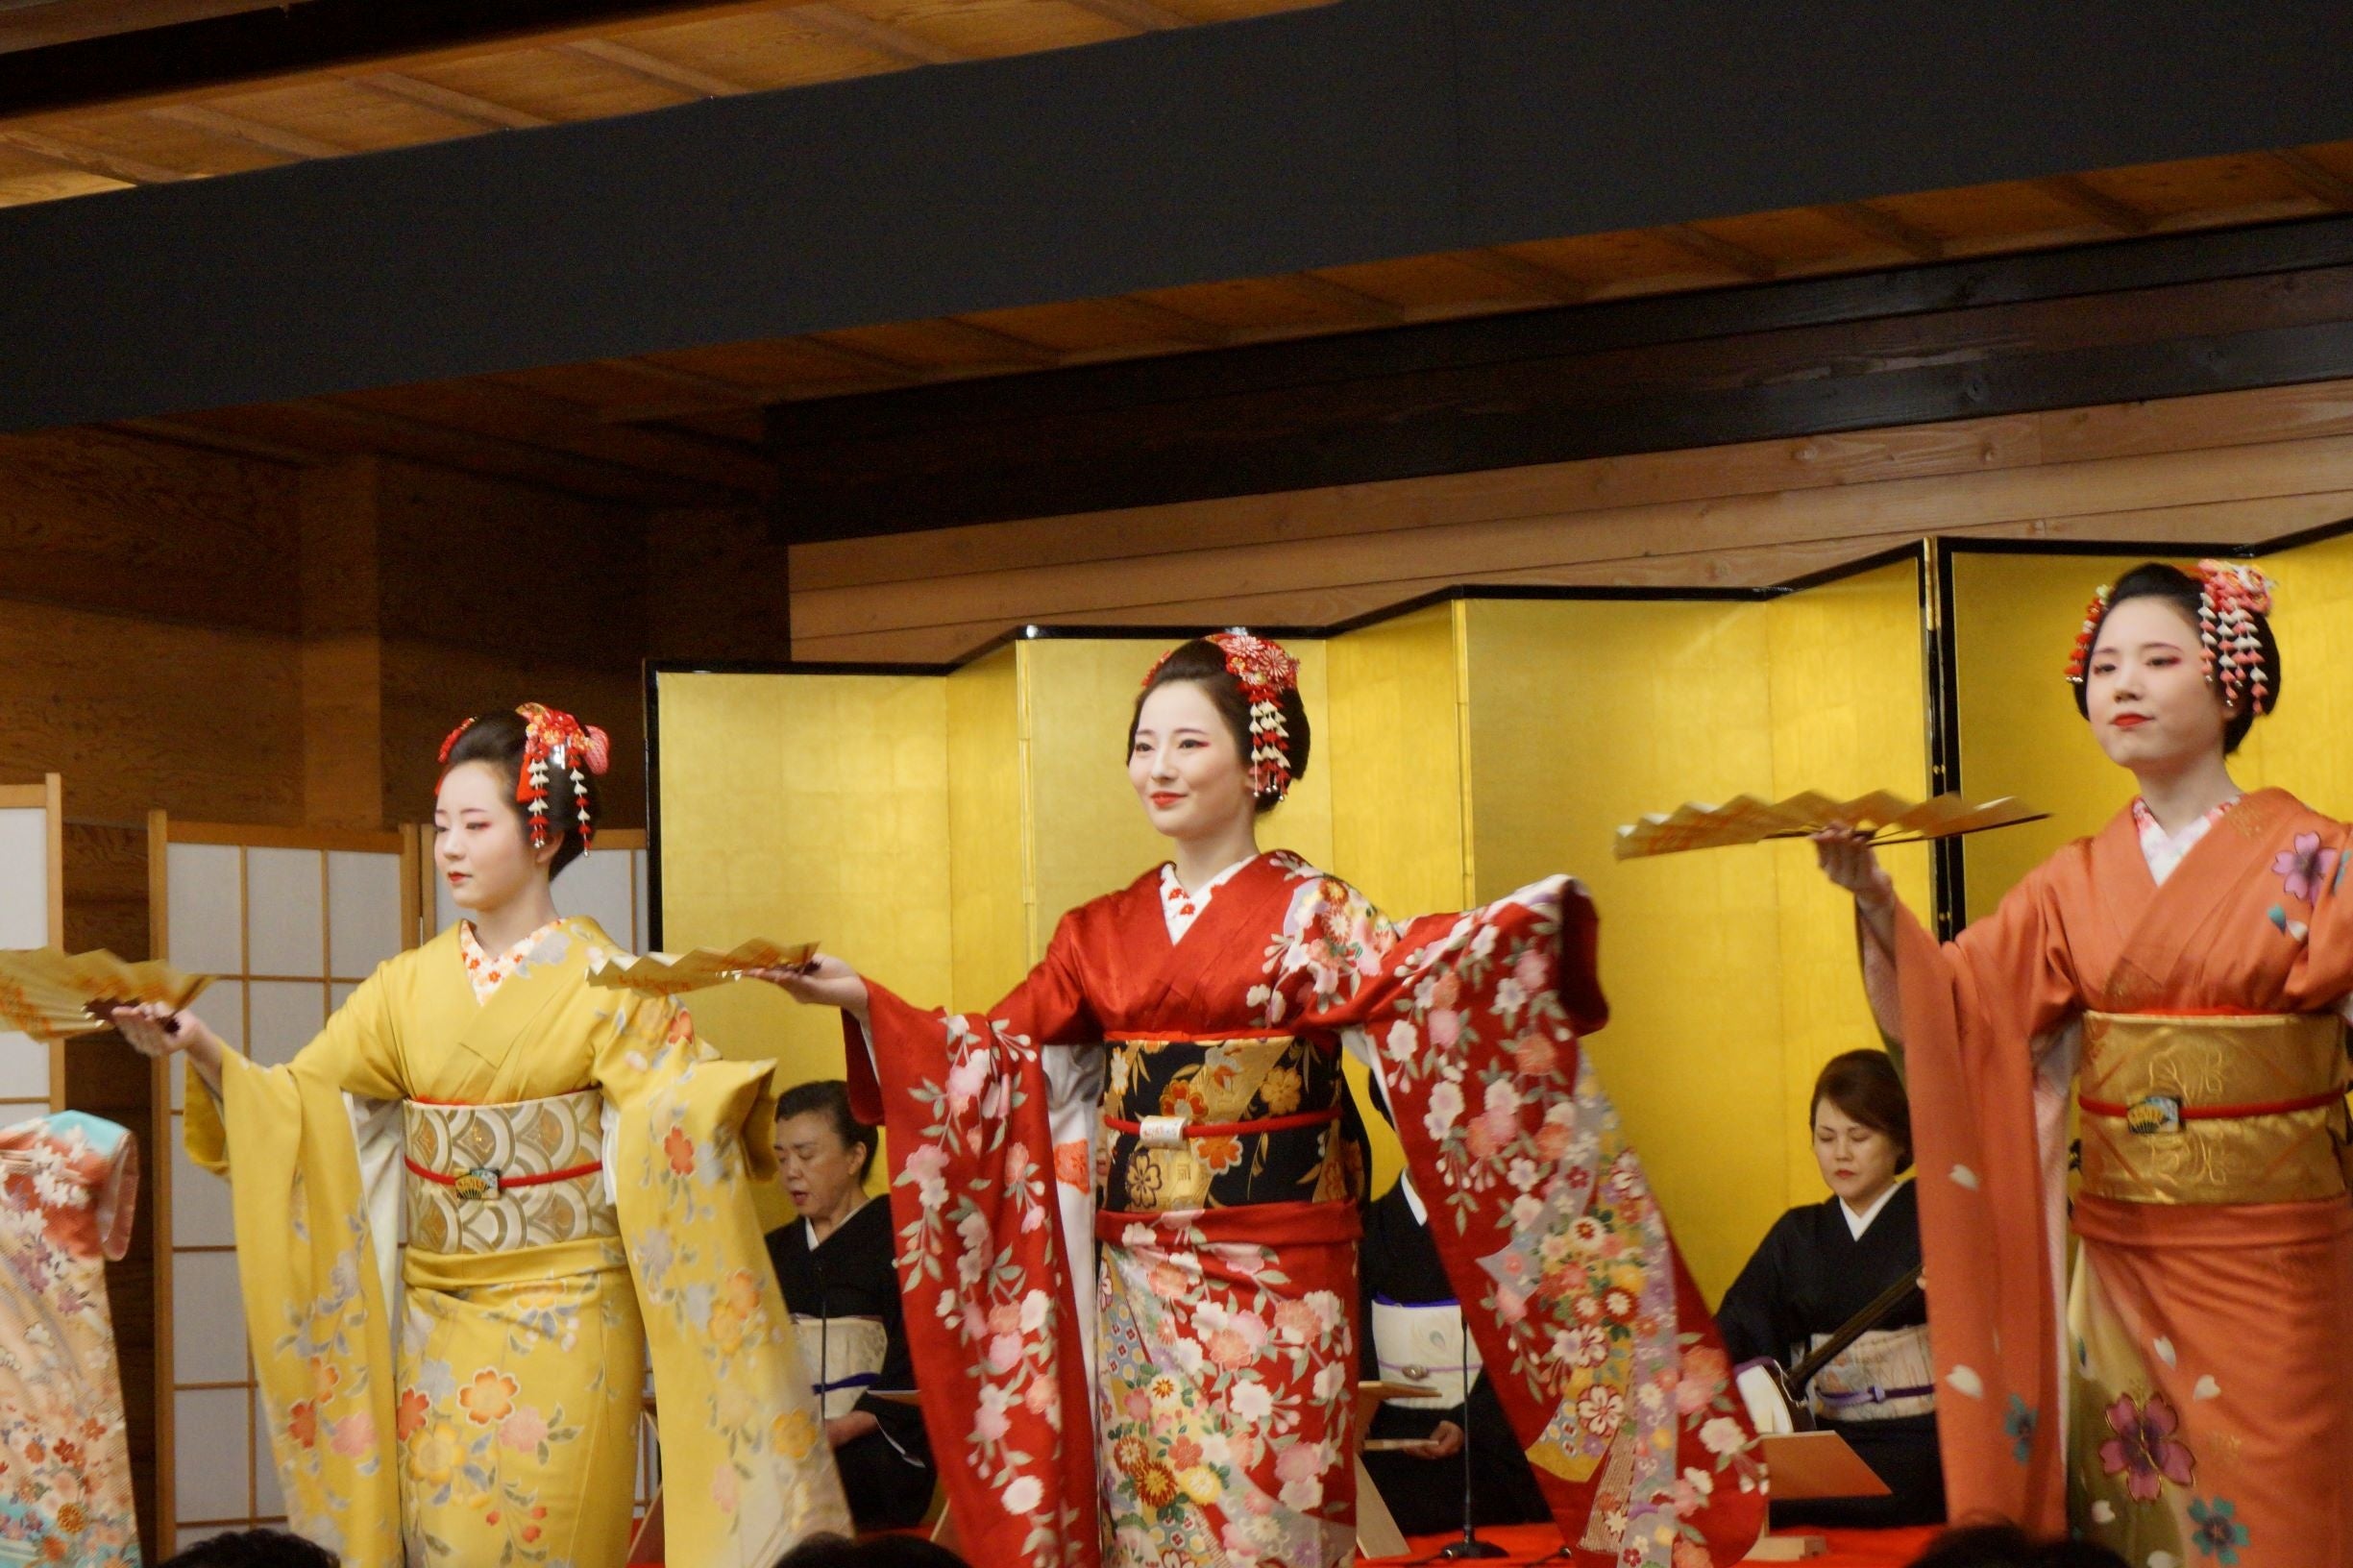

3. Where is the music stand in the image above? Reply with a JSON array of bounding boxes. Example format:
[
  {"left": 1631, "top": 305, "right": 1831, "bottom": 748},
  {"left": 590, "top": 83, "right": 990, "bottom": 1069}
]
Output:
[{"left": 1739, "top": 1432, "right": 1891, "bottom": 1561}]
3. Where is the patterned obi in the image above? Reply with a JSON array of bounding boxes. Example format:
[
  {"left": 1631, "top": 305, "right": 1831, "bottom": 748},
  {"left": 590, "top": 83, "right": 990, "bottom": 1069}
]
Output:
[
  {"left": 2076, "top": 1011, "right": 2353, "bottom": 1206},
  {"left": 1098, "top": 1033, "right": 1358, "bottom": 1213},
  {"left": 404, "top": 1090, "right": 619, "bottom": 1256},
  {"left": 792, "top": 1314, "right": 889, "bottom": 1420},
  {"left": 1808, "top": 1324, "right": 1935, "bottom": 1422}
]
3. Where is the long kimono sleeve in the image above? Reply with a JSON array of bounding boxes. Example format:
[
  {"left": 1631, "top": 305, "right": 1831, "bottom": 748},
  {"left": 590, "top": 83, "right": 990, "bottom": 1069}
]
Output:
[
  {"left": 1292, "top": 872, "right": 1767, "bottom": 1568},
  {"left": 598, "top": 995, "right": 852, "bottom": 1567},
  {"left": 846, "top": 913, "right": 1103, "bottom": 1568},
  {"left": 1873, "top": 864, "right": 2080, "bottom": 1538},
  {"left": 182, "top": 968, "right": 411, "bottom": 1568}
]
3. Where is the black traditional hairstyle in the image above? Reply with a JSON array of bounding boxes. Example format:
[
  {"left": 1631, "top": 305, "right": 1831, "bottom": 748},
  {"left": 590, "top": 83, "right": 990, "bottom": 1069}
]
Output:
[
  {"left": 440, "top": 709, "right": 593, "bottom": 877},
  {"left": 1810, "top": 1049, "right": 1913, "bottom": 1174},
  {"left": 1128, "top": 636, "right": 1312, "bottom": 814},
  {"left": 2070, "top": 562, "right": 2279, "bottom": 755}
]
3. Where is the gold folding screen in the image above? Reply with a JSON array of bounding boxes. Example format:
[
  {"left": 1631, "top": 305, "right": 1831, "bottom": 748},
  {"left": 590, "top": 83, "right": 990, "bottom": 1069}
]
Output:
[{"left": 654, "top": 562, "right": 1933, "bottom": 1299}]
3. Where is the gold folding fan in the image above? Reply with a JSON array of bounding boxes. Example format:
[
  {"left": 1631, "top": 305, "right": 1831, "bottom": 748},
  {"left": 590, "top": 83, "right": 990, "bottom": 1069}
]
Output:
[
  {"left": 586, "top": 939, "right": 821, "bottom": 997},
  {"left": 0, "top": 947, "right": 212, "bottom": 1041},
  {"left": 1613, "top": 790, "right": 2045, "bottom": 861}
]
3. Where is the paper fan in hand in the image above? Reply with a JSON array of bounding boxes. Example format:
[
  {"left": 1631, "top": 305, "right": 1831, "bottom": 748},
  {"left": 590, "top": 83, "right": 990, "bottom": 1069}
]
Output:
[
  {"left": 587, "top": 939, "right": 821, "bottom": 997},
  {"left": 1614, "top": 791, "right": 2044, "bottom": 860},
  {"left": 0, "top": 947, "right": 212, "bottom": 1041}
]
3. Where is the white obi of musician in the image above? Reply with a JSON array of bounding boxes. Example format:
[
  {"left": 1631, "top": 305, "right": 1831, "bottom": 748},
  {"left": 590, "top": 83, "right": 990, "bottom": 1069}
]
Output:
[
  {"left": 1805, "top": 1323, "right": 1937, "bottom": 1421},
  {"left": 793, "top": 1314, "right": 891, "bottom": 1419},
  {"left": 1370, "top": 1298, "right": 1482, "bottom": 1410}
]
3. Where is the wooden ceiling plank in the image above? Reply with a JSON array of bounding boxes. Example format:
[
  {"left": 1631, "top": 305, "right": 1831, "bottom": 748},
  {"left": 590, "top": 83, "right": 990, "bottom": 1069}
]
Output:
[
  {"left": 111, "top": 416, "right": 326, "bottom": 465},
  {"left": 2270, "top": 149, "right": 2353, "bottom": 210},
  {"left": 1095, "top": 295, "right": 1237, "bottom": 346},
  {"left": 797, "top": 332, "right": 936, "bottom": 378},
  {"left": 0, "top": 126, "right": 192, "bottom": 183},
  {"left": 1066, "top": 0, "right": 1191, "bottom": 30},
  {"left": 1453, "top": 248, "right": 1589, "bottom": 302},
  {"left": 2031, "top": 173, "right": 2152, "bottom": 233},
  {"left": 356, "top": 71, "right": 552, "bottom": 130},
  {"left": 786, "top": 3, "right": 965, "bottom": 67},
  {"left": 932, "top": 316, "right": 1070, "bottom": 367},
  {"left": 1285, "top": 270, "right": 1410, "bottom": 324},
  {"left": 1660, "top": 223, "right": 1777, "bottom": 280},
  {"left": 270, "top": 395, "right": 738, "bottom": 504},
  {"left": 559, "top": 37, "right": 746, "bottom": 97},
  {"left": 148, "top": 102, "right": 345, "bottom": 158},
  {"left": 1817, "top": 199, "right": 1944, "bottom": 260}
]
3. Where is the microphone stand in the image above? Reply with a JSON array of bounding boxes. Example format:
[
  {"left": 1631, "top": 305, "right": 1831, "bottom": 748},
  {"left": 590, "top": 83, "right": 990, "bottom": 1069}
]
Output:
[{"left": 1434, "top": 1305, "right": 1504, "bottom": 1559}]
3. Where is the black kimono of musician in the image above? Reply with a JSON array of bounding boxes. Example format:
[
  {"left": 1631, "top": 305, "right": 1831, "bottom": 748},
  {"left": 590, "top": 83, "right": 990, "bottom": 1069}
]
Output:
[
  {"left": 1356, "top": 1178, "right": 1552, "bottom": 1536},
  {"left": 766, "top": 1200, "right": 934, "bottom": 1528},
  {"left": 1715, "top": 1055, "right": 1946, "bottom": 1531},
  {"left": 765, "top": 1080, "right": 934, "bottom": 1530}
]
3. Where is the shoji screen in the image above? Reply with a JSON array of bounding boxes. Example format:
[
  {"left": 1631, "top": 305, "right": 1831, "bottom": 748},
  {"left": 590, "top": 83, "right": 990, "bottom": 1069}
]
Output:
[
  {"left": 156, "top": 825, "right": 409, "bottom": 1554},
  {"left": 0, "top": 777, "right": 61, "bottom": 1122}
]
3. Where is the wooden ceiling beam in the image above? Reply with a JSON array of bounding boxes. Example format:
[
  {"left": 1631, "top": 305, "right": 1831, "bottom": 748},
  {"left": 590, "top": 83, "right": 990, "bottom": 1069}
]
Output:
[
  {"left": 797, "top": 332, "right": 935, "bottom": 379},
  {"left": 149, "top": 102, "right": 346, "bottom": 159},
  {"left": 2031, "top": 173, "right": 2151, "bottom": 233},
  {"left": 785, "top": 3, "right": 964, "bottom": 67},
  {"left": 1818, "top": 200, "right": 1944, "bottom": 260},
  {"left": 0, "top": 126, "right": 192, "bottom": 184},
  {"left": 1661, "top": 223, "right": 1778, "bottom": 280},
  {"left": 2270, "top": 148, "right": 2353, "bottom": 210},
  {"left": 355, "top": 71, "right": 552, "bottom": 130},
  {"left": 559, "top": 37, "right": 747, "bottom": 97},
  {"left": 574, "top": 357, "right": 781, "bottom": 424}
]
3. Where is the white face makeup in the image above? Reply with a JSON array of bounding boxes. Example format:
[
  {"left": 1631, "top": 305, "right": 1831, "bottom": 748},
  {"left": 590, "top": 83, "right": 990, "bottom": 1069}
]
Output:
[
  {"left": 432, "top": 760, "right": 555, "bottom": 917},
  {"left": 2084, "top": 595, "right": 2236, "bottom": 774},
  {"left": 1129, "top": 679, "right": 1257, "bottom": 845}
]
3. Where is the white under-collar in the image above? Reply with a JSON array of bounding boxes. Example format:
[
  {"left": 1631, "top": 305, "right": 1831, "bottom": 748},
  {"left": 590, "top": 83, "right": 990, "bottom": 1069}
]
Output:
[
  {"left": 1159, "top": 856, "right": 1255, "bottom": 943},
  {"left": 1395, "top": 1171, "right": 1428, "bottom": 1226},
  {"left": 2132, "top": 794, "right": 2239, "bottom": 886},
  {"left": 1841, "top": 1182, "right": 1900, "bottom": 1240}
]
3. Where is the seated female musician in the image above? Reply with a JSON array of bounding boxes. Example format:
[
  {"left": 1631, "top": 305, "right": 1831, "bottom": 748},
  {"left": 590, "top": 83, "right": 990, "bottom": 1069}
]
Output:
[
  {"left": 1715, "top": 1049, "right": 1945, "bottom": 1528},
  {"left": 765, "top": 1081, "right": 934, "bottom": 1530}
]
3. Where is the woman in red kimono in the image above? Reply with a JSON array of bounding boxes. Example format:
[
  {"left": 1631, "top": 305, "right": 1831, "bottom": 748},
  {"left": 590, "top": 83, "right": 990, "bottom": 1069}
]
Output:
[
  {"left": 766, "top": 633, "right": 1763, "bottom": 1568},
  {"left": 1814, "top": 561, "right": 2353, "bottom": 1567}
]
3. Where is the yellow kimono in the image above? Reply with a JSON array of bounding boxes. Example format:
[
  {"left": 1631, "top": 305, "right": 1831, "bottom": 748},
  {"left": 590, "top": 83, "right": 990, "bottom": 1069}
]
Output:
[{"left": 186, "top": 915, "right": 850, "bottom": 1568}]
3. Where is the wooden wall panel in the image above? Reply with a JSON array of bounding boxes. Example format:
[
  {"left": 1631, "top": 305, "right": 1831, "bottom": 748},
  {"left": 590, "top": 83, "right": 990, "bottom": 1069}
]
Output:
[{"left": 788, "top": 377, "right": 2353, "bottom": 662}]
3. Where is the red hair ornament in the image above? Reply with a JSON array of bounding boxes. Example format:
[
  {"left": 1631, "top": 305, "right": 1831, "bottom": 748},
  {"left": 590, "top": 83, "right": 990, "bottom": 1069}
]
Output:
[
  {"left": 1142, "top": 629, "right": 1303, "bottom": 802},
  {"left": 2061, "top": 560, "right": 2275, "bottom": 718},
  {"left": 438, "top": 704, "right": 612, "bottom": 850}
]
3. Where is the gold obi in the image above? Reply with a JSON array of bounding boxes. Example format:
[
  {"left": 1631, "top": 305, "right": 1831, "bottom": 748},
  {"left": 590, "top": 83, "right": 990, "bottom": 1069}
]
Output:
[
  {"left": 404, "top": 1089, "right": 619, "bottom": 1256},
  {"left": 2076, "top": 1012, "right": 2353, "bottom": 1206}
]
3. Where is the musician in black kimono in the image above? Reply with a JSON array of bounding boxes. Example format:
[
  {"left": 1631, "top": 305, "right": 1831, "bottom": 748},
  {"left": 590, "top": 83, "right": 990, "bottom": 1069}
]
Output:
[
  {"left": 765, "top": 1080, "right": 936, "bottom": 1530},
  {"left": 1715, "top": 1050, "right": 1946, "bottom": 1528}
]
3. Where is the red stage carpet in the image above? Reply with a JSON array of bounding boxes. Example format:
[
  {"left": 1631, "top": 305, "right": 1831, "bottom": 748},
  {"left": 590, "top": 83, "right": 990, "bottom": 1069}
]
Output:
[{"left": 1361, "top": 1522, "right": 1942, "bottom": 1565}]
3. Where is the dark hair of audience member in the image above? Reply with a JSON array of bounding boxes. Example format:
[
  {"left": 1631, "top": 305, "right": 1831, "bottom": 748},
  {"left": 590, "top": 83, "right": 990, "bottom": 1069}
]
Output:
[
  {"left": 1810, "top": 1048, "right": 1914, "bottom": 1173},
  {"left": 1904, "top": 1521, "right": 2129, "bottom": 1568},
  {"left": 771, "top": 1533, "right": 971, "bottom": 1568},
  {"left": 158, "top": 1527, "right": 342, "bottom": 1568}
]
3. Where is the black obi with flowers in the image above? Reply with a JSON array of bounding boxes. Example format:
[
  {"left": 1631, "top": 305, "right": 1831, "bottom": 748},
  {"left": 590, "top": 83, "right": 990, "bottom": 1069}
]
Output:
[{"left": 1097, "top": 1034, "right": 1367, "bottom": 1213}]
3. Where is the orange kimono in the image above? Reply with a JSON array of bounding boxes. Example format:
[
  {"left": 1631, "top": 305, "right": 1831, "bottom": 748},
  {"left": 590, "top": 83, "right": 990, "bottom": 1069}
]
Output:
[{"left": 1872, "top": 788, "right": 2353, "bottom": 1565}]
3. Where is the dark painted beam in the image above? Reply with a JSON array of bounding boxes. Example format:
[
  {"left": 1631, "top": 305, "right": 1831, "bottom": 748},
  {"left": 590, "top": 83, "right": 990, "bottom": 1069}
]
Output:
[
  {"left": 0, "top": 0, "right": 722, "bottom": 101},
  {"left": 5, "top": 0, "right": 2353, "bottom": 432},
  {"left": 765, "top": 217, "right": 2353, "bottom": 537}
]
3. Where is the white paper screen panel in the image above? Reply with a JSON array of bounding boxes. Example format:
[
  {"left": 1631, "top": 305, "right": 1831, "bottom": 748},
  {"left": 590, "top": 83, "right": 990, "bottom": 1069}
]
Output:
[
  {"left": 0, "top": 805, "right": 51, "bottom": 1112},
  {"left": 163, "top": 838, "right": 404, "bottom": 1545}
]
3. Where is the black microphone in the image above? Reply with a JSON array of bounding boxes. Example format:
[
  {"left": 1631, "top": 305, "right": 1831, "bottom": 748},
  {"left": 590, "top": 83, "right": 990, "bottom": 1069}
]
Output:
[{"left": 1434, "top": 1304, "right": 1504, "bottom": 1559}]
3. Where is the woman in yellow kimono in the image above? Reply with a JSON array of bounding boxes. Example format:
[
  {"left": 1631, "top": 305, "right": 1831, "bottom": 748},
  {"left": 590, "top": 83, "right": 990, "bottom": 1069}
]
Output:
[{"left": 118, "top": 704, "right": 848, "bottom": 1568}]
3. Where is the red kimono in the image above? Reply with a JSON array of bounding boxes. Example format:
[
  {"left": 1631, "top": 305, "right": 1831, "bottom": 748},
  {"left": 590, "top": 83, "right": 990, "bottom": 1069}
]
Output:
[
  {"left": 1871, "top": 789, "right": 2353, "bottom": 1565},
  {"left": 848, "top": 851, "right": 1763, "bottom": 1568}
]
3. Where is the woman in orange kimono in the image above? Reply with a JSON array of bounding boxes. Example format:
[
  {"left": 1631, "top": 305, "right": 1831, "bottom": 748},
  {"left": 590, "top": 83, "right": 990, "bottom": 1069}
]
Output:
[
  {"left": 1814, "top": 562, "right": 2353, "bottom": 1567},
  {"left": 767, "top": 634, "right": 1764, "bottom": 1568}
]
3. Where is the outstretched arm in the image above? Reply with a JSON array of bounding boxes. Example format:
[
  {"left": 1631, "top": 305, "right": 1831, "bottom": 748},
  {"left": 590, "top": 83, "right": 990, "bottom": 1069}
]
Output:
[{"left": 1812, "top": 827, "right": 1902, "bottom": 1042}]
